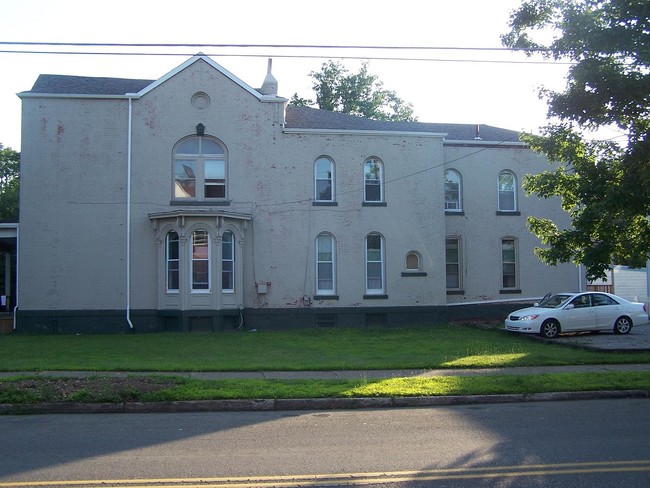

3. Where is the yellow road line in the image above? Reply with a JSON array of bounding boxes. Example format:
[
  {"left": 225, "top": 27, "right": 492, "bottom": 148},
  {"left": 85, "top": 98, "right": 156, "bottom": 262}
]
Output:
[{"left": 2, "top": 460, "right": 649, "bottom": 487}]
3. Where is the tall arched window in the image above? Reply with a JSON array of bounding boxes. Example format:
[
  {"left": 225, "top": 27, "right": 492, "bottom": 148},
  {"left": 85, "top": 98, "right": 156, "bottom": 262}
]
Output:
[
  {"left": 174, "top": 136, "right": 227, "bottom": 201},
  {"left": 498, "top": 170, "right": 517, "bottom": 212},
  {"left": 365, "top": 233, "right": 385, "bottom": 294},
  {"left": 222, "top": 231, "right": 235, "bottom": 292},
  {"left": 364, "top": 158, "right": 384, "bottom": 203},
  {"left": 444, "top": 169, "right": 462, "bottom": 211},
  {"left": 166, "top": 231, "right": 180, "bottom": 292},
  {"left": 314, "top": 157, "right": 334, "bottom": 202},
  {"left": 191, "top": 229, "right": 210, "bottom": 291},
  {"left": 316, "top": 233, "right": 336, "bottom": 294}
]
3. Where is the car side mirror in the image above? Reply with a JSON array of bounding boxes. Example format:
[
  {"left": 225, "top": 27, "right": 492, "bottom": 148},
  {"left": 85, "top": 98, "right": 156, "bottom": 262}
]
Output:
[
  {"left": 533, "top": 303, "right": 539, "bottom": 307},
  {"left": 564, "top": 304, "right": 574, "bottom": 310}
]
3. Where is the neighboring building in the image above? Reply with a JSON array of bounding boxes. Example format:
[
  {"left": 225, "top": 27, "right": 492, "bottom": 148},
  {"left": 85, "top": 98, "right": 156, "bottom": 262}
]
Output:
[{"left": 16, "top": 54, "right": 579, "bottom": 333}]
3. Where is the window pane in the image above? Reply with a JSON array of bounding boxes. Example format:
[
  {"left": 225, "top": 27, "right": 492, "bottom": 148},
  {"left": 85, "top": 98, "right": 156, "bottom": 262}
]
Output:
[
  {"left": 166, "top": 231, "right": 179, "bottom": 292},
  {"left": 364, "top": 160, "right": 382, "bottom": 202},
  {"left": 499, "top": 191, "right": 515, "bottom": 211},
  {"left": 406, "top": 253, "right": 419, "bottom": 270},
  {"left": 177, "top": 139, "right": 200, "bottom": 154},
  {"left": 201, "top": 139, "right": 225, "bottom": 155},
  {"left": 192, "top": 230, "right": 209, "bottom": 290},
  {"left": 317, "top": 235, "right": 335, "bottom": 292},
  {"left": 444, "top": 171, "right": 461, "bottom": 210},
  {"left": 446, "top": 264, "right": 459, "bottom": 288},
  {"left": 174, "top": 161, "right": 196, "bottom": 198},
  {"left": 221, "top": 232, "right": 234, "bottom": 291},
  {"left": 502, "top": 239, "right": 516, "bottom": 288},
  {"left": 446, "top": 238, "right": 460, "bottom": 289},
  {"left": 499, "top": 173, "right": 514, "bottom": 191},
  {"left": 315, "top": 159, "right": 332, "bottom": 179},
  {"left": 316, "top": 180, "right": 332, "bottom": 201},
  {"left": 367, "top": 262, "right": 382, "bottom": 289}
]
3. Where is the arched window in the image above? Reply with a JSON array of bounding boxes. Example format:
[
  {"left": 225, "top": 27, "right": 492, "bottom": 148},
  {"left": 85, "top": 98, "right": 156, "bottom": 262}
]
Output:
[
  {"left": 316, "top": 233, "right": 336, "bottom": 294},
  {"left": 444, "top": 169, "right": 462, "bottom": 211},
  {"left": 191, "top": 229, "right": 210, "bottom": 291},
  {"left": 314, "top": 157, "right": 334, "bottom": 202},
  {"left": 498, "top": 170, "right": 517, "bottom": 211},
  {"left": 166, "top": 231, "right": 179, "bottom": 292},
  {"left": 174, "top": 136, "right": 227, "bottom": 201},
  {"left": 405, "top": 252, "right": 421, "bottom": 271},
  {"left": 364, "top": 158, "right": 384, "bottom": 203},
  {"left": 222, "top": 231, "right": 235, "bottom": 292},
  {"left": 365, "top": 233, "right": 385, "bottom": 294}
]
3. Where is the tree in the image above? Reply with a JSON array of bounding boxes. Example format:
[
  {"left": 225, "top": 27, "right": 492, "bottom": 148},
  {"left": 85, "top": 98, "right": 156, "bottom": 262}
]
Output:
[
  {"left": 501, "top": 0, "right": 650, "bottom": 280},
  {"left": 290, "top": 60, "right": 417, "bottom": 122},
  {"left": 0, "top": 144, "right": 20, "bottom": 222}
]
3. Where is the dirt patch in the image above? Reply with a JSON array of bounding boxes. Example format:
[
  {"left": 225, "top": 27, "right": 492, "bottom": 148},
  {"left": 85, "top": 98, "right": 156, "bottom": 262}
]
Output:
[{"left": 0, "top": 377, "right": 178, "bottom": 402}]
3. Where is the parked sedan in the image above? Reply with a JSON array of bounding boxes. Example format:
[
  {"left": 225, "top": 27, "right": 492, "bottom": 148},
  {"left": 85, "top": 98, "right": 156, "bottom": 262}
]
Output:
[{"left": 505, "top": 292, "right": 648, "bottom": 339}]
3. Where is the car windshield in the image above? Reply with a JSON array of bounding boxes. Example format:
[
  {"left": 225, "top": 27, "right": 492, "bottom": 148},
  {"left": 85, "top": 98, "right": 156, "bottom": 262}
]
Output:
[{"left": 538, "top": 293, "right": 573, "bottom": 308}]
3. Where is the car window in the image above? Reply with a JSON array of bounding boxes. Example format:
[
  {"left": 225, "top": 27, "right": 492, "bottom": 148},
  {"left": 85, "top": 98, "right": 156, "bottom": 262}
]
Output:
[
  {"left": 592, "top": 294, "right": 617, "bottom": 306},
  {"left": 540, "top": 294, "right": 572, "bottom": 308},
  {"left": 570, "top": 295, "right": 591, "bottom": 308}
]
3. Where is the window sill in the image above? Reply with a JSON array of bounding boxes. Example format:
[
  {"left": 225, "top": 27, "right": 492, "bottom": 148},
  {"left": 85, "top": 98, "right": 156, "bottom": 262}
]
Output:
[
  {"left": 314, "top": 295, "right": 339, "bottom": 300},
  {"left": 445, "top": 210, "right": 465, "bottom": 216},
  {"left": 401, "top": 271, "right": 427, "bottom": 277},
  {"left": 363, "top": 294, "right": 388, "bottom": 299},
  {"left": 496, "top": 211, "right": 521, "bottom": 216},
  {"left": 500, "top": 289, "right": 522, "bottom": 294},
  {"left": 446, "top": 290, "right": 465, "bottom": 295},
  {"left": 170, "top": 200, "right": 231, "bottom": 206},
  {"left": 313, "top": 201, "right": 338, "bottom": 206},
  {"left": 362, "top": 202, "right": 387, "bottom": 207}
]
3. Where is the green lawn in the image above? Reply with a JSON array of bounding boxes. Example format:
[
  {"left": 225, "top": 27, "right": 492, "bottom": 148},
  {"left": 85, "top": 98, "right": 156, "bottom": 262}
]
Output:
[{"left": 2, "top": 325, "right": 648, "bottom": 404}]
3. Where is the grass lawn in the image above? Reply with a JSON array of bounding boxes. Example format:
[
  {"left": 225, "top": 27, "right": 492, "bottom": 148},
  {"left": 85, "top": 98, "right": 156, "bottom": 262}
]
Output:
[
  {"left": 1, "top": 324, "right": 649, "bottom": 372},
  {"left": 1, "top": 325, "right": 648, "bottom": 404}
]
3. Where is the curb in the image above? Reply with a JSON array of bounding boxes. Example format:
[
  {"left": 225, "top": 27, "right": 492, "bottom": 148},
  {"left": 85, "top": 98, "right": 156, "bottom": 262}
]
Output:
[{"left": 1, "top": 390, "right": 647, "bottom": 415}]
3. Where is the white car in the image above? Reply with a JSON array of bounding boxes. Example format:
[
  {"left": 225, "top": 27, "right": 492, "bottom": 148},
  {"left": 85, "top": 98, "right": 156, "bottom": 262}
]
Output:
[{"left": 505, "top": 292, "right": 648, "bottom": 339}]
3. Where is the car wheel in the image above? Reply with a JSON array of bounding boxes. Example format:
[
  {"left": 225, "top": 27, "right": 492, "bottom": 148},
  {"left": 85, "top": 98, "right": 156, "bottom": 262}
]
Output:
[
  {"left": 540, "top": 319, "right": 560, "bottom": 339},
  {"left": 613, "top": 316, "right": 632, "bottom": 334}
]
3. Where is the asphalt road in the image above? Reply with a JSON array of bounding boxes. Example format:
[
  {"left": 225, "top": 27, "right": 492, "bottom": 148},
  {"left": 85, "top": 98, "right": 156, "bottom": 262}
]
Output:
[{"left": 1, "top": 398, "right": 648, "bottom": 487}]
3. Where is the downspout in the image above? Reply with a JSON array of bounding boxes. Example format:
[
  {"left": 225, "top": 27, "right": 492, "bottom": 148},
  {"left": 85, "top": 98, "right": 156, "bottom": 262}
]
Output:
[
  {"left": 126, "top": 97, "right": 134, "bottom": 330},
  {"left": 12, "top": 225, "right": 19, "bottom": 331}
]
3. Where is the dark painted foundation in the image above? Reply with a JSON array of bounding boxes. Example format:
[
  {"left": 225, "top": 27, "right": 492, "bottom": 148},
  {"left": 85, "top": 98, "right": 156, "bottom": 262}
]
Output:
[{"left": 15, "top": 302, "right": 533, "bottom": 334}]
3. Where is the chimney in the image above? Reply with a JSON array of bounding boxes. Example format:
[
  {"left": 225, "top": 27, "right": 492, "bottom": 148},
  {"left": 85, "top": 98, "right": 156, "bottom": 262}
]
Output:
[
  {"left": 260, "top": 58, "right": 278, "bottom": 95},
  {"left": 474, "top": 124, "right": 482, "bottom": 140}
]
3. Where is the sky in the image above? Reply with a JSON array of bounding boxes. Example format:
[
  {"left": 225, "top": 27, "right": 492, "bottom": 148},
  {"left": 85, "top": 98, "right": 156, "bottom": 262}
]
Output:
[{"left": 0, "top": 0, "right": 575, "bottom": 152}]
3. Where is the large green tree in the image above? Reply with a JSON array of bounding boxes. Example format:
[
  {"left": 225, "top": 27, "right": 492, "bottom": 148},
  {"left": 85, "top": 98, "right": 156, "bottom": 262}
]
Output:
[
  {"left": 290, "top": 60, "right": 417, "bottom": 122},
  {"left": 0, "top": 144, "right": 20, "bottom": 222},
  {"left": 502, "top": 0, "right": 650, "bottom": 280}
]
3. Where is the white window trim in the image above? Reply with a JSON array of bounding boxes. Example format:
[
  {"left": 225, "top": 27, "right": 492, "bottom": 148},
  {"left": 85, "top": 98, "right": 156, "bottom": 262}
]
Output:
[
  {"left": 364, "top": 158, "right": 384, "bottom": 203},
  {"left": 497, "top": 170, "right": 518, "bottom": 212},
  {"left": 190, "top": 229, "right": 211, "bottom": 293},
  {"left": 314, "top": 157, "right": 335, "bottom": 202},
  {"left": 221, "top": 230, "right": 235, "bottom": 293},
  {"left": 315, "top": 233, "right": 336, "bottom": 295},
  {"left": 444, "top": 169, "right": 463, "bottom": 212},
  {"left": 165, "top": 231, "right": 180, "bottom": 294},
  {"left": 365, "top": 233, "right": 385, "bottom": 294},
  {"left": 501, "top": 237, "right": 518, "bottom": 289}
]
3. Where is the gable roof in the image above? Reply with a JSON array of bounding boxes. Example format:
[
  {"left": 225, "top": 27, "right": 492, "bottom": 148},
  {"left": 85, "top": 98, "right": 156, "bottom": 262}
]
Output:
[{"left": 20, "top": 56, "right": 523, "bottom": 143}]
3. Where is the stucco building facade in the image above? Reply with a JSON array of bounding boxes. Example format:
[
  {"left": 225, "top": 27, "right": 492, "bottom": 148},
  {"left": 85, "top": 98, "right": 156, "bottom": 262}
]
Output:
[{"left": 16, "top": 55, "right": 579, "bottom": 333}]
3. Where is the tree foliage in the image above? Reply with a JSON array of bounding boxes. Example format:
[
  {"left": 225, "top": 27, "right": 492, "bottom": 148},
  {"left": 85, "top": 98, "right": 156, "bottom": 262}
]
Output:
[
  {"left": 290, "top": 60, "right": 417, "bottom": 122},
  {"left": 502, "top": 0, "right": 650, "bottom": 280},
  {"left": 0, "top": 144, "right": 20, "bottom": 222}
]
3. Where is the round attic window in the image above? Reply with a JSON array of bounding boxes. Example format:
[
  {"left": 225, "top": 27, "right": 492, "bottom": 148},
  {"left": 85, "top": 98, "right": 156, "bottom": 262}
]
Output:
[{"left": 191, "top": 92, "right": 211, "bottom": 110}]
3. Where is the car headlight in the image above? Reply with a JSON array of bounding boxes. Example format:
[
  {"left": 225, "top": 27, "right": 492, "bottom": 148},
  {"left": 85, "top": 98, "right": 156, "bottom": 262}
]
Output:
[{"left": 518, "top": 314, "right": 540, "bottom": 321}]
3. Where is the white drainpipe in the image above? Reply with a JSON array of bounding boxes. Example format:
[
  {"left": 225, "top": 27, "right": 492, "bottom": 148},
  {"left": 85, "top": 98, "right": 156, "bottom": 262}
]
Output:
[
  {"left": 126, "top": 96, "right": 134, "bottom": 330},
  {"left": 12, "top": 225, "right": 19, "bottom": 331}
]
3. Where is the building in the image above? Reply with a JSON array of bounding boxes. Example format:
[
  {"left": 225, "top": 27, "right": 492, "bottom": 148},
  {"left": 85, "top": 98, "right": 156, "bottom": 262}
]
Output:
[{"left": 16, "top": 54, "right": 579, "bottom": 333}]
